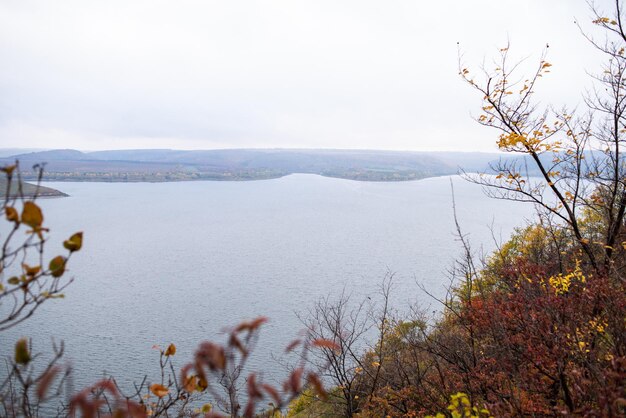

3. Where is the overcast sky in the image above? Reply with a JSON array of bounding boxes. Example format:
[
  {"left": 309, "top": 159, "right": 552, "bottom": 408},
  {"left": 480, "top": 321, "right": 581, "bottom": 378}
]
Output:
[{"left": 0, "top": 0, "right": 611, "bottom": 152}]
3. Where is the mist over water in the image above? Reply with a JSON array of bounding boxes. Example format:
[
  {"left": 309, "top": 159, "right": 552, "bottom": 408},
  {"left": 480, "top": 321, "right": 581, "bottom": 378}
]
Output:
[{"left": 1, "top": 174, "right": 533, "bottom": 393}]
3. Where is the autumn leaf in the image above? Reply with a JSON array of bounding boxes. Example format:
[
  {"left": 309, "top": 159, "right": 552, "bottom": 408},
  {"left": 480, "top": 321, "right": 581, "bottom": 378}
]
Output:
[
  {"left": 150, "top": 383, "right": 169, "bottom": 398},
  {"left": 286, "top": 367, "right": 304, "bottom": 394},
  {"left": 183, "top": 375, "right": 198, "bottom": 392},
  {"left": 21, "top": 202, "right": 43, "bottom": 229},
  {"left": 247, "top": 373, "right": 263, "bottom": 399},
  {"left": 261, "top": 383, "right": 282, "bottom": 405},
  {"left": 164, "top": 343, "right": 176, "bottom": 356},
  {"left": 196, "top": 342, "right": 226, "bottom": 370},
  {"left": 63, "top": 232, "right": 83, "bottom": 252},
  {"left": 37, "top": 366, "right": 60, "bottom": 400},
  {"left": 197, "top": 376, "right": 208, "bottom": 391},
  {"left": 285, "top": 339, "right": 301, "bottom": 353},
  {"left": 15, "top": 338, "right": 31, "bottom": 365},
  {"left": 23, "top": 263, "right": 41, "bottom": 277},
  {"left": 5, "top": 207, "right": 19, "bottom": 223},
  {"left": 234, "top": 316, "right": 268, "bottom": 332},
  {"left": 311, "top": 338, "right": 340, "bottom": 351},
  {"left": 307, "top": 373, "right": 327, "bottom": 400},
  {"left": 1, "top": 164, "right": 16, "bottom": 175},
  {"left": 49, "top": 256, "right": 66, "bottom": 278}
]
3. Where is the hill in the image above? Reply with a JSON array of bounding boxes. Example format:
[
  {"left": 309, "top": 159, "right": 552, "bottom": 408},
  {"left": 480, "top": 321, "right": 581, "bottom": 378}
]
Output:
[{"left": 0, "top": 149, "right": 504, "bottom": 182}]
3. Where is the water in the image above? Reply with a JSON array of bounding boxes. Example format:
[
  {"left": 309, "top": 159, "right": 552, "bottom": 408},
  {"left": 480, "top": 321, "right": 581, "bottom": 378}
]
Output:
[{"left": 1, "top": 174, "right": 533, "bottom": 397}]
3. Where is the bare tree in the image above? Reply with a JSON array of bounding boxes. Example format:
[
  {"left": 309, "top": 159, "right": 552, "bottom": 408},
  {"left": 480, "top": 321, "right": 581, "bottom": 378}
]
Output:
[
  {"left": 459, "top": 0, "right": 626, "bottom": 277},
  {"left": 298, "top": 277, "right": 394, "bottom": 417}
]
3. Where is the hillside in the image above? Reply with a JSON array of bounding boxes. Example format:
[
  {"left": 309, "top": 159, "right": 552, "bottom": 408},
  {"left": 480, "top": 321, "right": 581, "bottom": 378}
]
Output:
[{"left": 0, "top": 149, "right": 504, "bottom": 182}]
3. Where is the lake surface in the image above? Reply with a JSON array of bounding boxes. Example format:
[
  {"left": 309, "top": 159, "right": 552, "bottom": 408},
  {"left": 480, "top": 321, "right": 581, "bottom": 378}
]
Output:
[{"left": 1, "top": 174, "right": 534, "bottom": 395}]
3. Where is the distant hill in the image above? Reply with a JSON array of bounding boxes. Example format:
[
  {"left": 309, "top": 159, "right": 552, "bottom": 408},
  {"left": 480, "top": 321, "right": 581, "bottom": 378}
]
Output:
[
  {"left": 0, "top": 148, "right": 505, "bottom": 182},
  {"left": 13, "top": 149, "right": 91, "bottom": 161},
  {"left": 0, "top": 148, "right": 49, "bottom": 158}
]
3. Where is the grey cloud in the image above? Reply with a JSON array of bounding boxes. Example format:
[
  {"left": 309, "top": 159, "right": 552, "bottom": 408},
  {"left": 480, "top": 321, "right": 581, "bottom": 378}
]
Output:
[{"left": 0, "top": 0, "right": 598, "bottom": 151}]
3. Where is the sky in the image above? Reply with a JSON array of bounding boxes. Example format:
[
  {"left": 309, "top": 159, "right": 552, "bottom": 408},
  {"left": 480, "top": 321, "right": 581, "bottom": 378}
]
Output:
[{"left": 0, "top": 0, "right": 612, "bottom": 152}]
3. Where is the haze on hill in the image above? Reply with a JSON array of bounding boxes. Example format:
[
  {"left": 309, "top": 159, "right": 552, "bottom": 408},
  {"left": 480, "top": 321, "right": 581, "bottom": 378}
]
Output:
[{"left": 1, "top": 148, "right": 507, "bottom": 182}]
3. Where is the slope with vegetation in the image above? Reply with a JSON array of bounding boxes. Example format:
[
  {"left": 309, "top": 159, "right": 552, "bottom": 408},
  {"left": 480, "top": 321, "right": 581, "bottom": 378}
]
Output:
[
  {"left": 287, "top": 2, "right": 626, "bottom": 416},
  {"left": 1, "top": 1, "right": 626, "bottom": 417}
]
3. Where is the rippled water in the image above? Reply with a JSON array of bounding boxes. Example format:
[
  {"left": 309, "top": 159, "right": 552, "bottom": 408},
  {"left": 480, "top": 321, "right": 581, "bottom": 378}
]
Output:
[{"left": 1, "top": 174, "right": 533, "bottom": 395}]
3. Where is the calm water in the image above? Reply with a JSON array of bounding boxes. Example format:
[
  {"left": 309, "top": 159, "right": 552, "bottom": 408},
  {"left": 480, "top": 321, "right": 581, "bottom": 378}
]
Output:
[{"left": 2, "top": 174, "right": 533, "bottom": 393}]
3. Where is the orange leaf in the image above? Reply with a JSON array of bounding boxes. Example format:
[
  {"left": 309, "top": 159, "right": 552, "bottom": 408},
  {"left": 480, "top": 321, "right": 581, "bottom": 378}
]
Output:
[
  {"left": 164, "top": 343, "right": 176, "bottom": 356},
  {"left": 150, "top": 383, "right": 169, "bottom": 398},
  {"left": 22, "top": 263, "right": 41, "bottom": 277},
  {"left": 311, "top": 338, "right": 340, "bottom": 351},
  {"left": 5, "top": 207, "right": 19, "bottom": 223},
  {"left": 184, "top": 375, "right": 198, "bottom": 393}
]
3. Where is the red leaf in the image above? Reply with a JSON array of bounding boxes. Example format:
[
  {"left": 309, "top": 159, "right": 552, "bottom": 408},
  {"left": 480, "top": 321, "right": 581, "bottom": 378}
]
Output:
[
  {"left": 261, "top": 383, "right": 282, "bottom": 406},
  {"left": 36, "top": 366, "right": 60, "bottom": 400},
  {"left": 311, "top": 338, "right": 340, "bottom": 351},
  {"left": 284, "top": 339, "right": 301, "bottom": 353}
]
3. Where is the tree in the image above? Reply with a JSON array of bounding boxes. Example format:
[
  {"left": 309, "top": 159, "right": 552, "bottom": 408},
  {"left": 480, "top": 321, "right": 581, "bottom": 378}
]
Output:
[
  {"left": 323, "top": 2, "right": 626, "bottom": 416},
  {"left": 460, "top": 1, "right": 626, "bottom": 276},
  {"left": 297, "top": 278, "right": 393, "bottom": 417}
]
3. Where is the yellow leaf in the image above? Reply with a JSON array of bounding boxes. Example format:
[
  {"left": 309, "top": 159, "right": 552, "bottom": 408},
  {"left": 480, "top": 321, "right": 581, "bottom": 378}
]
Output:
[
  {"left": 21, "top": 202, "right": 43, "bottom": 229},
  {"left": 63, "top": 232, "right": 83, "bottom": 252},
  {"left": 15, "top": 338, "right": 31, "bottom": 365},
  {"left": 164, "top": 343, "right": 176, "bottom": 356},
  {"left": 150, "top": 383, "right": 169, "bottom": 398},
  {"left": 1, "top": 164, "right": 16, "bottom": 175},
  {"left": 49, "top": 256, "right": 66, "bottom": 278},
  {"left": 197, "top": 377, "right": 208, "bottom": 392},
  {"left": 201, "top": 403, "right": 212, "bottom": 413}
]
